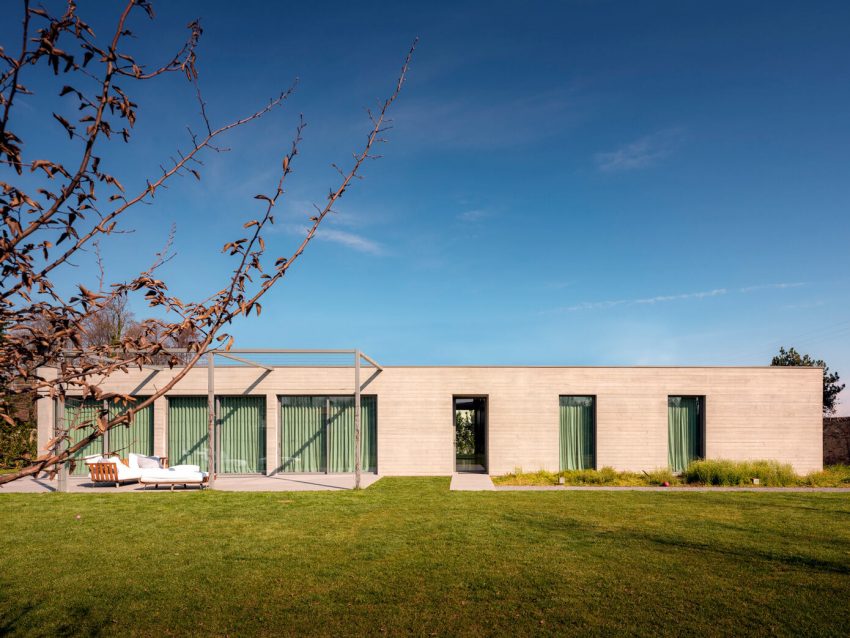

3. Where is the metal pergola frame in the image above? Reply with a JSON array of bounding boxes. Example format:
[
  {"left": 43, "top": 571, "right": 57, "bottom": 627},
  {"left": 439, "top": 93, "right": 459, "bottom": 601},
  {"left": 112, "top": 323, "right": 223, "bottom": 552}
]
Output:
[{"left": 56, "top": 348, "right": 383, "bottom": 490}]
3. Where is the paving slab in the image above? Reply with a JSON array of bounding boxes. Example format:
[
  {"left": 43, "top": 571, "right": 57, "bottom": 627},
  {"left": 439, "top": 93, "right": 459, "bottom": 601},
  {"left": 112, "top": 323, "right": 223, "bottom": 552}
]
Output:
[
  {"left": 0, "top": 473, "right": 381, "bottom": 493},
  {"left": 450, "top": 473, "right": 496, "bottom": 491}
]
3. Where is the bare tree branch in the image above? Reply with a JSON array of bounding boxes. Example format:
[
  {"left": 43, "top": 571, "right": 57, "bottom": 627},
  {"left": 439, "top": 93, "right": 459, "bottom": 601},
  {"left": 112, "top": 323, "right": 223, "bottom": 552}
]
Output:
[{"left": 0, "top": 0, "right": 416, "bottom": 485}]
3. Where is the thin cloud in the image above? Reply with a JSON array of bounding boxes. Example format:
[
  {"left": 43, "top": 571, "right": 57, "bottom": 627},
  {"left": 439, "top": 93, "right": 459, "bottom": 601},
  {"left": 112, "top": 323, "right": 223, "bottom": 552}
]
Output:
[
  {"left": 318, "top": 228, "right": 383, "bottom": 255},
  {"left": 595, "top": 128, "right": 683, "bottom": 172},
  {"left": 283, "top": 224, "right": 383, "bottom": 255},
  {"left": 739, "top": 282, "right": 805, "bottom": 293},
  {"left": 394, "top": 88, "right": 585, "bottom": 151},
  {"left": 555, "top": 288, "right": 727, "bottom": 313},
  {"left": 457, "top": 209, "right": 489, "bottom": 222},
  {"left": 552, "top": 281, "right": 807, "bottom": 313}
]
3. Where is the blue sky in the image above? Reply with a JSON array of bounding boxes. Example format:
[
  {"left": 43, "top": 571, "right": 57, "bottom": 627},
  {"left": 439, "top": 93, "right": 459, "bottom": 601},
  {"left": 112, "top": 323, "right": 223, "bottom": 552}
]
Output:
[{"left": 6, "top": 1, "right": 850, "bottom": 412}]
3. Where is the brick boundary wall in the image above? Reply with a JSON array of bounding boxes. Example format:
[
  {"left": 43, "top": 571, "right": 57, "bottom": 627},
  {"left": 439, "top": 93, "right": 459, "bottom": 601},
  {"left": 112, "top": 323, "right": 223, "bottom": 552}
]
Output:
[{"left": 824, "top": 417, "right": 850, "bottom": 465}]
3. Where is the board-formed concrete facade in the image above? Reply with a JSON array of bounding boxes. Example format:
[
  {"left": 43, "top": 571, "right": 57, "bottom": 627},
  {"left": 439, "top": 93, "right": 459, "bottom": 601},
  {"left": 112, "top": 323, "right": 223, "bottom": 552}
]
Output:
[{"left": 37, "top": 365, "right": 824, "bottom": 475}]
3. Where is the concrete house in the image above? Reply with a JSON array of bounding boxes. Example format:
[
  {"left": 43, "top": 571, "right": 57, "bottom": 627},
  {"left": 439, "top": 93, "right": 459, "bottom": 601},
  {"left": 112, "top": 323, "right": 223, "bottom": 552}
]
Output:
[{"left": 37, "top": 350, "right": 824, "bottom": 477}]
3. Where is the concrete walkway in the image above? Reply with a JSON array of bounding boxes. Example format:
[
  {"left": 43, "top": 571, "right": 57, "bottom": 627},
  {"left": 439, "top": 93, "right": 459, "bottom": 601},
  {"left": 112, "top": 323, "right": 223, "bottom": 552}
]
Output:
[
  {"left": 450, "top": 473, "right": 495, "bottom": 491},
  {"left": 0, "top": 473, "right": 381, "bottom": 493}
]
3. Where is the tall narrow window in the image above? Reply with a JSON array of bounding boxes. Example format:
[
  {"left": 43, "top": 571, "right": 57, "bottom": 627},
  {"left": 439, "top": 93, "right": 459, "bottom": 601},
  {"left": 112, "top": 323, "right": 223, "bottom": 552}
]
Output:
[
  {"left": 63, "top": 398, "right": 103, "bottom": 476},
  {"left": 279, "top": 396, "right": 326, "bottom": 472},
  {"left": 219, "top": 396, "right": 266, "bottom": 474},
  {"left": 167, "top": 396, "right": 209, "bottom": 471},
  {"left": 107, "top": 398, "right": 153, "bottom": 459},
  {"left": 668, "top": 396, "right": 704, "bottom": 472},
  {"left": 559, "top": 396, "right": 595, "bottom": 471}
]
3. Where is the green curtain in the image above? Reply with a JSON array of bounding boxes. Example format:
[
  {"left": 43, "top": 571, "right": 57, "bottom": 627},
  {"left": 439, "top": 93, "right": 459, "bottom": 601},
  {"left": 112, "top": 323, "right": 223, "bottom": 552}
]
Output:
[
  {"left": 279, "top": 396, "right": 326, "bottom": 472},
  {"left": 64, "top": 399, "right": 104, "bottom": 476},
  {"left": 168, "top": 396, "right": 210, "bottom": 471},
  {"left": 668, "top": 396, "right": 701, "bottom": 472},
  {"left": 327, "top": 396, "right": 378, "bottom": 473},
  {"left": 559, "top": 396, "right": 595, "bottom": 471},
  {"left": 360, "top": 396, "right": 378, "bottom": 472},
  {"left": 106, "top": 398, "right": 153, "bottom": 458},
  {"left": 279, "top": 396, "right": 377, "bottom": 473},
  {"left": 219, "top": 396, "right": 266, "bottom": 474}
]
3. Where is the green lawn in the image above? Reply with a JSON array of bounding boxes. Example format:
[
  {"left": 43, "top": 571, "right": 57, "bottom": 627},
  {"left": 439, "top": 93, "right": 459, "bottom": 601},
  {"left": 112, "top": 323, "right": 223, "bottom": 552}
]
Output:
[{"left": 1, "top": 478, "right": 849, "bottom": 637}]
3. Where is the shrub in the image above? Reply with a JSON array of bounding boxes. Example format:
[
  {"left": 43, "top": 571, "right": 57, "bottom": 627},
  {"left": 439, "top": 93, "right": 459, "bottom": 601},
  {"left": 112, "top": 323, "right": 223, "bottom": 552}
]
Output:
[
  {"left": 643, "top": 468, "right": 678, "bottom": 486},
  {"left": 801, "top": 465, "right": 850, "bottom": 487},
  {"left": 492, "top": 470, "right": 559, "bottom": 486},
  {"left": 496, "top": 461, "right": 850, "bottom": 488},
  {"left": 0, "top": 419, "right": 36, "bottom": 470},
  {"left": 683, "top": 459, "right": 797, "bottom": 486}
]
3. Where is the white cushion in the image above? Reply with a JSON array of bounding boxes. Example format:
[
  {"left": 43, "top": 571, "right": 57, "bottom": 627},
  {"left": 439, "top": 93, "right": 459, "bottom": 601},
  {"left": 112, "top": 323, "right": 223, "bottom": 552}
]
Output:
[
  {"left": 170, "top": 464, "right": 201, "bottom": 473},
  {"left": 111, "top": 457, "right": 141, "bottom": 480},
  {"left": 134, "top": 454, "right": 162, "bottom": 469}
]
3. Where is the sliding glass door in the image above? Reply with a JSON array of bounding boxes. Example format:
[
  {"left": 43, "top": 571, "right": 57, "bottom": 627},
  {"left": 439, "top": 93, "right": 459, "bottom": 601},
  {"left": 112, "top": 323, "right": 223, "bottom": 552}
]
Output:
[
  {"left": 64, "top": 398, "right": 153, "bottom": 475},
  {"left": 168, "top": 396, "right": 266, "bottom": 474},
  {"left": 64, "top": 399, "right": 103, "bottom": 476},
  {"left": 668, "top": 396, "right": 704, "bottom": 472},
  {"left": 559, "top": 396, "right": 595, "bottom": 471},
  {"left": 279, "top": 395, "right": 377, "bottom": 473},
  {"left": 328, "top": 396, "right": 377, "bottom": 472},
  {"left": 167, "top": 396, "right": 209, "bottom": 471},
  {"left": 279, "top": 396, "right": 326, "bottom": 472},
  {"left": 219, "top": 396, "right": 266, "bottom": 474},
  {"left": 107, "top": 399, "right": 154, "bottom": 459}
]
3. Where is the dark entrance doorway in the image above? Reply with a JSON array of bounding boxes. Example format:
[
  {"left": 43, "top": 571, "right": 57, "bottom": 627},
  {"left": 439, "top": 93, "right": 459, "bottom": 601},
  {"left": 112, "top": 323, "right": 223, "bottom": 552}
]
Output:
[{"left": 454, "top": 396, "right": 487, "bottom": 472}]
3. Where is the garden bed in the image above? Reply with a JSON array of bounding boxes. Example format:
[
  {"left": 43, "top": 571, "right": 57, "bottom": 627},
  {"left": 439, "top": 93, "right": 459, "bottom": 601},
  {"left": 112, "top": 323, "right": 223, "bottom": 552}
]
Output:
[{"left": 493, "top": 460, "right": 850, "bottom": 487}]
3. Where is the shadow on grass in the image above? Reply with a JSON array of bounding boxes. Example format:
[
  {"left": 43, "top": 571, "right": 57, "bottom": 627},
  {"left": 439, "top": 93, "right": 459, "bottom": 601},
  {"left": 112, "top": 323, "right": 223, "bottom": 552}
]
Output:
[
  {"left": 0, "top": 600, "right": 107, "bottom": 637},
  {"left": 628, "top": 531, "right": 850, "bottom": 575}
]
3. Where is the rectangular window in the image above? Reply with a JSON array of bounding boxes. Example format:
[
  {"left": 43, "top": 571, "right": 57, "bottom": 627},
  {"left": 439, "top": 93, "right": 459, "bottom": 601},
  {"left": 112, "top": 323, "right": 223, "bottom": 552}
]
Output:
[
  {"left": 667, "top": 396, "right": 705, "bottom": 472},
  {"left": 168, "top": 396, "right": 266, "bottom": 474},
  {"left": 107, "top": 397, "right": 154, "bottom": 459},
  {"left": 559, "top": 396, "right": 595, "bottom": 471},
  {"left": 63, "top": 397, "right": 153, "bottom": 476},
  {"left": 219, "top": 396, "right": 266, "bottom": 474},
  {"left": 167, "top": 396, "right": 210, "bottom": 471},
  {"left": 279, "top": 395, "right": 377, "bottom": 473}
]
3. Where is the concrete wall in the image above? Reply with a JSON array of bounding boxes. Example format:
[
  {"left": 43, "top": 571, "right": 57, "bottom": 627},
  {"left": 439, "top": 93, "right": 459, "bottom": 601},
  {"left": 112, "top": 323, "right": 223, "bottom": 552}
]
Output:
[{"left": 37, "top": 365, "right": 824, "bottom": 475}]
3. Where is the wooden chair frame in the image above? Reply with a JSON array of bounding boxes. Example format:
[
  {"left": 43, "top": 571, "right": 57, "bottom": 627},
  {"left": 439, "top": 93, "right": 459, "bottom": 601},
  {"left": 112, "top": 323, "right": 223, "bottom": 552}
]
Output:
[{"left": 88, "top": 462, "right": 133, "bottom": 488}]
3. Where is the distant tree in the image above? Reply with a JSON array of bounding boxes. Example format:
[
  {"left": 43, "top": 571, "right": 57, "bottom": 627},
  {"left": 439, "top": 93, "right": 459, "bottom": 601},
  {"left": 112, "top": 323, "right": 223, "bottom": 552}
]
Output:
[
  {"left": 771, "top": 347, "right": 845, "bottom": 415},
  {"left": 0, "top": 0, "right": 416, "bottom": 486},
  {"left": 82, "top": 294, "right": 139, "bottom": 348},
  {"left": 455, "top": 410, "right": 475, "bottom": 456}
]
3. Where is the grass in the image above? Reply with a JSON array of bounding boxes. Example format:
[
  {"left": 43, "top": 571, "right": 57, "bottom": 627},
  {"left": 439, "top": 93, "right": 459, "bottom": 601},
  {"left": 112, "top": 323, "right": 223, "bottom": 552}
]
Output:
[
  {"left": 2, "top": 478, "right": 850, "bottom": 636},
  {"left": 494, "top": 461, "right": 850, "bottom": 488}
]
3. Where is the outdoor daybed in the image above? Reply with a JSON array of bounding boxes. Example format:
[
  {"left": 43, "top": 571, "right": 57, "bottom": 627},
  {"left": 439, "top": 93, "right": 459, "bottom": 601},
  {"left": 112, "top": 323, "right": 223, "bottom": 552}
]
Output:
[
  {"left": 139, "top": 466, "right": 209, "bottom": 490},
  {"left": 85, "top": 454, "right": 208, "bottom": 489}
]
